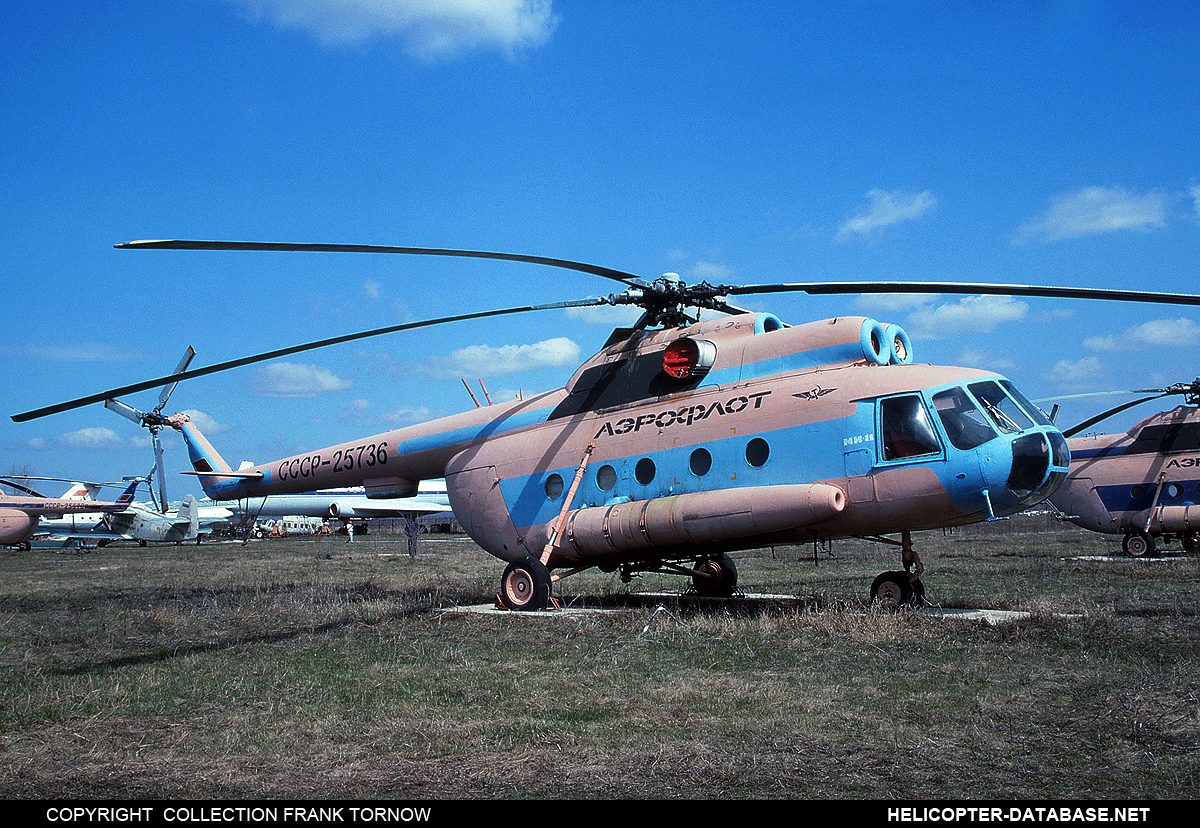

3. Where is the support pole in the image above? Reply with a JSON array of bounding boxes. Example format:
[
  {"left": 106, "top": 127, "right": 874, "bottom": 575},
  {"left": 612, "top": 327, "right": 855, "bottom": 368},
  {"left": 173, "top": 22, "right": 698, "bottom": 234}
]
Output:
[{"left": 541, "top": 442, "right": 596, "bottom": 567}]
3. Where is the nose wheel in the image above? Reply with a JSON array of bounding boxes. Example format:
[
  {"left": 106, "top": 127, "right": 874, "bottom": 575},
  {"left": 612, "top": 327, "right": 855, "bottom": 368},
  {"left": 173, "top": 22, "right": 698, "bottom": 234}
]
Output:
[
  {"left": 869, "top": 531, "right": 926, "bottom": 609},
  {"left": 870, "top": 571, "right": 925, "bottom": 609}
]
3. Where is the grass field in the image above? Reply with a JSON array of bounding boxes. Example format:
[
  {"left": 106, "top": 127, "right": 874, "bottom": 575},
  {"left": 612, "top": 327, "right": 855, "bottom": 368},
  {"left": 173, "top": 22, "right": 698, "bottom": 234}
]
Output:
[{"left": 2, "top": 517, "right": 1198, "bottom": 800}]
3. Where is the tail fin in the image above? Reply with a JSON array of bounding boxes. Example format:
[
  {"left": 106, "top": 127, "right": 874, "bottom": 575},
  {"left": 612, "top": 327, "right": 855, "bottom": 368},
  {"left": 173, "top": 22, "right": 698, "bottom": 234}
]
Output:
[
  {"left": 116, "top": 479, "right": 139, "bottom": 505},
  {"left": 61, "top": 482, "right": 102, "bottom": 500},
  {"left": 167, "top": 413, "right": 233, "bottom": 476},
  {"left": 172, "top": 495, "right": 200, "bottom": 537},
  {"left": 165, "top": 413, "right": 261, "bottom": 499}
]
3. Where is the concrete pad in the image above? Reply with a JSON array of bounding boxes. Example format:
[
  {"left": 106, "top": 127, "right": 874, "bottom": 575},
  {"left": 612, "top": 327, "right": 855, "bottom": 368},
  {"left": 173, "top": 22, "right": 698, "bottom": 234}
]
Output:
[
  {"left": 439, "top": 593, "right": 1035, "bottom": 625},
  {"left": 924, "top": 607, "right": 1031, "bottom": 624}
]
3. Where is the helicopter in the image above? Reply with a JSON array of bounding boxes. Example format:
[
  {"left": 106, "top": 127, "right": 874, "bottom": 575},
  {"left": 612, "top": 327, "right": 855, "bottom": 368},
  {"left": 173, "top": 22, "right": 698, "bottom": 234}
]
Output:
[
  {"left": 1048, "top": 379, "right": 1200, "bottom": 558},
  {"left": 13, "top": 240, "right": 1200, "bottom": 610}
]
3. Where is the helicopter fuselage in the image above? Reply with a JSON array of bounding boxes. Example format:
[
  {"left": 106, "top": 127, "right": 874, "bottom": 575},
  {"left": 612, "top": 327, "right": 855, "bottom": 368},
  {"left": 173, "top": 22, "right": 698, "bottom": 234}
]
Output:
[
  {"left": 1051, "top": 404, "right": 1200, "bottom": 552},
  {"left": 176, "top": 312, "right": 1070, "bottom": 571}
]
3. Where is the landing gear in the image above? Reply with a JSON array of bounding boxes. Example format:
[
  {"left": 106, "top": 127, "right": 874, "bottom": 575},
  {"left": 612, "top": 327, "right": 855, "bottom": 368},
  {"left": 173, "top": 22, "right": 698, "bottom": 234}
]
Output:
[
  {"left": 691, "top": 554, "right": 738, "bottom": 597},
  {"left": 870, "top": 571, "right": 910, "bottom": 607},
  {"left": 1122, "top": 529, "right": 1156, "bottom": 558},
  {"left": 869, "top": 530, "right": 925, "bottom": 609},
  {"left": 498, "top": 556, "right": 552, "bottom": 611}
]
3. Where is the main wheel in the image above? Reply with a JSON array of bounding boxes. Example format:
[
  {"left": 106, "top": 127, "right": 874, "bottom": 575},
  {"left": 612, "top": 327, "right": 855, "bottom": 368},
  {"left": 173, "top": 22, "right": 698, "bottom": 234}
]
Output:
[
  {"left": 870, "top": 571, "right": 915, "bottom": 609},
  {"left": 498, "top": 556, "right": 552, "bottom": 611},
  {"left": 1122, "top": 530, "right": 1156, "bottom": 558},
  {"left": 692, "top": 555, "right": 737, "bottom": 597}
]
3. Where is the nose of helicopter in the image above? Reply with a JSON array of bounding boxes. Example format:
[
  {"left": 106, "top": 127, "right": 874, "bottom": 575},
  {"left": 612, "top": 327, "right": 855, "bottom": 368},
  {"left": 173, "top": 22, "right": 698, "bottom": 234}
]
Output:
[{"left": 1004, "top": 428, "right": 1071, "bottom": 508}]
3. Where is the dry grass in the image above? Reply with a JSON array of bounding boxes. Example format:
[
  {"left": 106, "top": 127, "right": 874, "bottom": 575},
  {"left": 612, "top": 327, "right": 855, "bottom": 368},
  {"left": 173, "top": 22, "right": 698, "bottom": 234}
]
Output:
[{"left": 2, "top": 518, "right": 1198, "bottom": 799}]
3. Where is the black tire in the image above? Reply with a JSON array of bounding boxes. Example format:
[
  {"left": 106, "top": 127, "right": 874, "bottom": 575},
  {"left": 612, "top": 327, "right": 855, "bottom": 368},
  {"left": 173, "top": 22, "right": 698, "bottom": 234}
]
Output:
[
  {"left": 692, "top": 555, "right": 738, "bottom": 597},
  {"left": 1122, "top": 530, "right": 1156, "bottom": 558},
  {"left": 499, "top": 556, "right": 552, "bottom": 611},
  {"left": 870, "top": 571, "right": 915, "bottom": 608}
]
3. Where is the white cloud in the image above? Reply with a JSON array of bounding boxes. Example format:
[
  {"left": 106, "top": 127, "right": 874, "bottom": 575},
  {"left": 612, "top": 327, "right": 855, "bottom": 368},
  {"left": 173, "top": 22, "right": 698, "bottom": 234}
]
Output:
[
  {"left": 250, "top": 362, "right": 353, "bottom": 397},
  {"left": 564, "top": 304, "right": 644, "bottom": 326},
  {"left": 59, "top": 427, "right": 123, "bottom": 450},
  {"left": 179, "top": 409, "right": 230, "bottom": 434},
  {"left": 1084, "top": 318, "right": 1200, "bottom": 352},
  {"left": 1048, "top": 357, "right": 1105, "bottom": 389},
  {"left": 384, "top": 405, "right": 434, "bottom": 424},
  {"left": 429, "top": 337, "right": 580, "bottom": 377},
  {"left": 16, "top": 343, "right": 141, "bottom": 362},
  {"left": 229, "top": 0, "right": 559, "bottom": 60},
  {"left": 1191, "top": 184, "right": 1200, "bottom": 220},
  {"left": 836, "top": 189, "right": 937, "bottom": 242},
  {"left": 904, "top": 295, "right": 1028, "bottom": 339},
  {"left": 1016, "top": 185, "right": 1169, "bottom": 243}
]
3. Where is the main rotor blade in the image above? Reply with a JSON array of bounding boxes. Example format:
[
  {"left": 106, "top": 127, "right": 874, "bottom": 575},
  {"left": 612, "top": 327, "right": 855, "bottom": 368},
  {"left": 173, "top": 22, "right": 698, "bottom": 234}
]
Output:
[
  {"left": 1061, "top": 394, "right": 1168, "bottom": 438},
  {"left": 116, "top": 239, "right": 653, "bottom": 290},
  {"left": 0, "top": 479, "right": 49, "bottom": 497},
  {"left": 11, "top": 297, "right": 612, "bottom": 422},
  {"left": 725, "top": 281, "right": 1200, "bottom": 306}
]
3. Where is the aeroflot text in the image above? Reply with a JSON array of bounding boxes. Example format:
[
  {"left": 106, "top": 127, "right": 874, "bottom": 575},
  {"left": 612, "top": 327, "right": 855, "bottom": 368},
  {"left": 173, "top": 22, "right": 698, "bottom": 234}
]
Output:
[
  {"left": 46, "top": 807, "right": 433, "bottom": 823},
  {"left": 888, "top": 808, "right": 1150, "bottom": 823}
]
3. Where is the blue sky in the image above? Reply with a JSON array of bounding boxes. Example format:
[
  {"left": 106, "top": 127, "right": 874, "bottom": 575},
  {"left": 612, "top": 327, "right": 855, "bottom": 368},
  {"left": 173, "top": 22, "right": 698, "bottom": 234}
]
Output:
[{"left": 2, "top": 0, "right": 1198, "bottom": 501}]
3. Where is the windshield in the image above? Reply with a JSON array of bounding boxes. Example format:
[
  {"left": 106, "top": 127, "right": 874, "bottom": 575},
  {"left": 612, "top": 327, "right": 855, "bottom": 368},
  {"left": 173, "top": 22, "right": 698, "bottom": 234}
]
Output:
[
  {"left": 932, "top": 386, "right": 997, "bottom": 450},
  {"left": 969, "top": 381, "right": 1035, "bottom": 434}
]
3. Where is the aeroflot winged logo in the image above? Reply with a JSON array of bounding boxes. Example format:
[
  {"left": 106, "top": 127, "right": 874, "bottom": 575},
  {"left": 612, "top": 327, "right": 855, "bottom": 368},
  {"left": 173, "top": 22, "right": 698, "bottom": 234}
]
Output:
[
  {"left": 593, "top": 391, "right": 771, "bottom": 438},
  {"left": 793, "top": 385, "right": 837, "bottom": 401}
]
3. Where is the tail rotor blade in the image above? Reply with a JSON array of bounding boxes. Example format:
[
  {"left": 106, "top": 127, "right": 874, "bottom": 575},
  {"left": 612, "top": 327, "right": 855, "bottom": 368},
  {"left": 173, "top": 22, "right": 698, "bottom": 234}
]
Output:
[
  {"left": 105, "top": 398, "right": 145, "bottom": 424},
  {"left": 158, "top": 346, "right": 197, "bottom": 411}
]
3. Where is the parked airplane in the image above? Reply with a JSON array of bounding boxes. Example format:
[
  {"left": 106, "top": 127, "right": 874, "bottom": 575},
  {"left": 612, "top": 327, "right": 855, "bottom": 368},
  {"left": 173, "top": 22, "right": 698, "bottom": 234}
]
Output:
[
  {"left": 0, "top": 479, "right": 139, "bottom": 550},
  {"left": 225, "top": 480, "right": 451, "bottom": 524},
  {"left": 42, "top": 496, "right": 204, "bottom": 547}
]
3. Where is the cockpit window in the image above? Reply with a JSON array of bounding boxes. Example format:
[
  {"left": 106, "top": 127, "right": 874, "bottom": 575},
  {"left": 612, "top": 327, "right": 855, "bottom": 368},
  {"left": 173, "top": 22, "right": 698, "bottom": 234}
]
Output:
[
  {"left": 880, "top": 395, "right": 942, "bottom": 460},
  {"left": 933, "top": 386, "right": 997, "bottom": 450},
  {"left": 1000, "top": 380, "right": 1053, "bottom": 426},
  {"left": 969, "top": 381, "right": 1035, "bottom": 434}
]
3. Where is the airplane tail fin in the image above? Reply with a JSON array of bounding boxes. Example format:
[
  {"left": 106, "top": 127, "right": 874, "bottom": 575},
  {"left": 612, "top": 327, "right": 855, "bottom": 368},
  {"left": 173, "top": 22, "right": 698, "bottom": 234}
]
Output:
[
  {"left": 173, "top": 495, "right": 200, "bottom": 537},
  {"left": 61, "top": 482, "right": 102, "bottom": 500},
  {"left": 116, "top": 479, "right": 139, "bottom": 505}
]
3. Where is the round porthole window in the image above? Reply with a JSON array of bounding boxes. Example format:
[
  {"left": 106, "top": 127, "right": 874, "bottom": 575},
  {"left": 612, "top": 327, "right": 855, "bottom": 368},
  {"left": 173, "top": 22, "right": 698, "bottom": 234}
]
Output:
[
  {"left": 544, "top": 474, "right": 564, "bottom": 500},
  {"left": 597, "top": 464, "right": 617, "bottom": 492},
  {"left": 690, "top": 447, "right": 712, "bottom": 476},
  {"left": 746, "top": 438, "right": 769, "bottom": 468},
  {"left": 635, "top": 457, "right": 656, "bottom": 485}
]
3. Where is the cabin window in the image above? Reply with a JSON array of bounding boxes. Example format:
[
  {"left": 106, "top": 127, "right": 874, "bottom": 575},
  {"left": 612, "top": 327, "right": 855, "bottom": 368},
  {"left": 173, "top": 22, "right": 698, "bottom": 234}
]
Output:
[
  {"left": 596, "top": 465, "right": 617, "bottom": 492},
  {"left": 690, "top": 447, "right": 712, "bottom": 477},
  {"left": 635, "top": 458, "right": 656, "bottom": 484},
  {"left": 746, "top": 438, "right": 770, "bottom": 467},
  {"left": 880, "top": 395, "right": 942, "bottom": 460},
  {"left": 544, "top": 474, "right": 564, "bottom": 500},
  {"left": 933, "top": 387, "right": 997, "bottom": 450}
]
